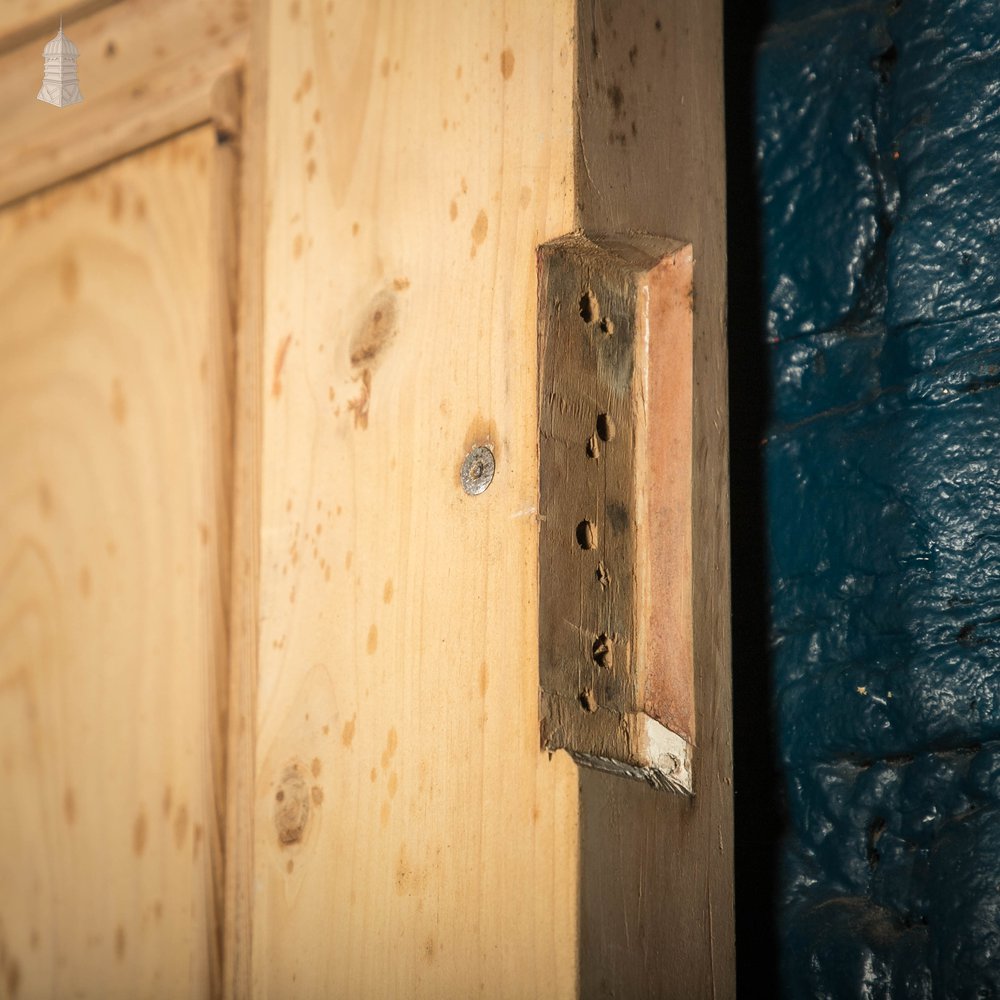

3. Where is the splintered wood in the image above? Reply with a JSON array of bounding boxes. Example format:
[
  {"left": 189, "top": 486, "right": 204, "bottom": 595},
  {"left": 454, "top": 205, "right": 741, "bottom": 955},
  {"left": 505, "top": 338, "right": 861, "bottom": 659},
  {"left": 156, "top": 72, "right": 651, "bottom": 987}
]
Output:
[{"left": 538, "top": 232, "right": 695, "bottom": 795}]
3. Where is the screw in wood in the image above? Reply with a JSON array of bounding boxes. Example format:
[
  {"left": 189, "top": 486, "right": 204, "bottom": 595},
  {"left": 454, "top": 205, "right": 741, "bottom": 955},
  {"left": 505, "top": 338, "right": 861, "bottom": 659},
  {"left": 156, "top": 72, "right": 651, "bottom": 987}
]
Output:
[{"left": 461, "top": 444, "right": 495, "bottom": 496}]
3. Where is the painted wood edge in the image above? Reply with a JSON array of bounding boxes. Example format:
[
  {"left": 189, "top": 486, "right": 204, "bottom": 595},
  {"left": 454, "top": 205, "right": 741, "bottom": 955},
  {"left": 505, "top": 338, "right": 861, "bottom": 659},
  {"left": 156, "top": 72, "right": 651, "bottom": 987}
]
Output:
[
  {"left": 544, "top": 693, "right": 695, "bottom": 795},
  {"left": 568, "top": 714, "right": 693, "bottom": 797},
  {"left": 0, "top": 1, "right": 249, "bottom": 208}
]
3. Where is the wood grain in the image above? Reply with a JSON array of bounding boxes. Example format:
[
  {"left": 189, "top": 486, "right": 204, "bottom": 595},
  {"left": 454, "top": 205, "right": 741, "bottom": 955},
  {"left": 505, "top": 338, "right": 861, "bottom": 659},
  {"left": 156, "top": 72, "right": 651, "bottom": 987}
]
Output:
[
  {"left": 250, "top": 1, "right": 581, "bottom": 996},
  {"left": 0, "top": 0, "right": 115, "bottom": 55},
  {"left": 0, "top": 126, "right": 234, "bottom": 999},
  {"left": 574, "top": 1, "right": 734, "bottom": 997},
  {"left": 0, "top": 1, "right": 733, "bottom": 996},
  {"left": 0, "top": 0, "right": 248, "bottom": 208},
  {"left": 538, "top": 232, "right": 695, "bottom": 795},
  {"left": 224, "top": 3, "right": 267, "bottom": 995}
]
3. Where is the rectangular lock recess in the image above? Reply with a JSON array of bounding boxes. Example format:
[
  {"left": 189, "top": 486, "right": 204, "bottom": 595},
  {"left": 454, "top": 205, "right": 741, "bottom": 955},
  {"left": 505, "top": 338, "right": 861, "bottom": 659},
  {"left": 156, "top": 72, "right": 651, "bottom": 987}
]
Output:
[{"left": 538, "top": 232, "right": 695, "bottom": 795}]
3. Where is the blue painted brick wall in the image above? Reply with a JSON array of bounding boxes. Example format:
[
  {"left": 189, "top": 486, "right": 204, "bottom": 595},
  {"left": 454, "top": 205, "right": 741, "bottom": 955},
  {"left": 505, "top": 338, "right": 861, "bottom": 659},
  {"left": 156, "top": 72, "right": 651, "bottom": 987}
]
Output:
[{"left": 758, "top": 1, "right": 1000, "bottom": 994}]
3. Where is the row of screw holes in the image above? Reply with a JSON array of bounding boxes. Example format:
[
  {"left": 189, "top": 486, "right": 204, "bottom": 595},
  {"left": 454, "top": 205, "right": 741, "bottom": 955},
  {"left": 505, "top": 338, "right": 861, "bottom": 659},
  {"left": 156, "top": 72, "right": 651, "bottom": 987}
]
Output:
[
  {"left": 577, "top": 289, "right": 615, "bottom": 713},
  {"left": 574, "top": 413, "right": 613, "bottom": 549}
]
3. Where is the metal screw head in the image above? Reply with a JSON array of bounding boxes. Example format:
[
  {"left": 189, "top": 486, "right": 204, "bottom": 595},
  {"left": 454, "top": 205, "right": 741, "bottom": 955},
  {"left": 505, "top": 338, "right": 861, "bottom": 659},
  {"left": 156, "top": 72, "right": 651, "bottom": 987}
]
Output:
[{"left": 461, "top": 445, "right": 495, "bottom": 496}]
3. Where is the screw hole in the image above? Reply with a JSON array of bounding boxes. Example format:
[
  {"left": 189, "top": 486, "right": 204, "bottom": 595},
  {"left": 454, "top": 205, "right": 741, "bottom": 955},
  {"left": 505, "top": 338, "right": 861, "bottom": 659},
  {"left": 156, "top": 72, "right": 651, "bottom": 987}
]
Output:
[
  {"left": 579, "top": 290, "right": 599, "bottom": 324},
  {"left": 593, "top": 634, "right": 613, "bottom": 668},
  {"left": 576, "top": 520, "right": 597, "bottom": 550},
  {"left": 579, "top": 689, "right": 598, "bottom": 713},
  {"left": 596, "top": 414, "right": 615, "bottom": 441}
]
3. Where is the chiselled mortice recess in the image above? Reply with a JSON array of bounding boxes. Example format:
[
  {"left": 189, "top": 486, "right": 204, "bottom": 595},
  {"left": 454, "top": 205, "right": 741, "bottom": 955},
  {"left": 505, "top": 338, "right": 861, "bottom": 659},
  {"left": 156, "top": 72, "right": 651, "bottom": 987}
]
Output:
[{"left": 538, "top": 231, "right": 696, "bottom": 795}]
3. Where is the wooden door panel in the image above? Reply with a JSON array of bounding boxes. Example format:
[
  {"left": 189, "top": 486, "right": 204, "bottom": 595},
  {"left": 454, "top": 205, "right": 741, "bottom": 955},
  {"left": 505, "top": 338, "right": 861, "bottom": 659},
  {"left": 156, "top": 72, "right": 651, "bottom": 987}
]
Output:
[
  {"left": 0, "top": 0, "right": 732, "bottom": 995},
  {"left": 249, "top": 2, "right": 581, "bottom": 997},
  {"left": 0, "top": 125, "right": 232, "bottom": 999}
]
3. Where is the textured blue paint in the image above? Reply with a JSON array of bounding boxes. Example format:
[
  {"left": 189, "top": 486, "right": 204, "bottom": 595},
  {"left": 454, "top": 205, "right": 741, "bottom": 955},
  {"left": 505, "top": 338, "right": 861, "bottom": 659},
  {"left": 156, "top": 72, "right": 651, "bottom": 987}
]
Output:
[
  {"left": 886, "top": 0, "right": 1000, "bottom": 327},
  {"left": 758, "top": 4, "right": 890, "bottom": 344},
  {"left": 758, "top": 0, "right": 1000, "bottom": 993}
]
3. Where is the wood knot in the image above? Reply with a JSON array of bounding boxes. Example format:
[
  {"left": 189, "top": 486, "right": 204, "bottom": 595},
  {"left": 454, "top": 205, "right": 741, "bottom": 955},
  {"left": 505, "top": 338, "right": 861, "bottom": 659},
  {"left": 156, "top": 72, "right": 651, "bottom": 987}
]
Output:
[
  {"left": 274, "top": 764, "right": 310, "bottom": 845},
  {"left": 350, "top": 290, "right": 398, "bottom": 369}
]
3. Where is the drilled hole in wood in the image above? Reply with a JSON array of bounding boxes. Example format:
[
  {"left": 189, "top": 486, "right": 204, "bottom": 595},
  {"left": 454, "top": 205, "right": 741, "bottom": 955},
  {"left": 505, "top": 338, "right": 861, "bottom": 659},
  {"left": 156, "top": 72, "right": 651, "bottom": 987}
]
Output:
[
  {"left": 576, "top": 520, "right": 597, "bottom": 550},
  {"left": 596, "top": 562, "right": 610, "bottom": 587},
  {"left": 586, "top": 433, "right": 600, "bottom": 459},
  {"left": 579, "top": 689, "right": 598, "bottom": 713},
  {"left": 593, "top": 634, "right": 613, "bottom": 669},
  {"left": 600, "top": 317, "right": 614, "bottom": 336},
  {"left": 596, "top": 413, "right": 615, "bottom": 441},
  {"left": 579, "top": 289, "right": 599, "bottom": 324}
]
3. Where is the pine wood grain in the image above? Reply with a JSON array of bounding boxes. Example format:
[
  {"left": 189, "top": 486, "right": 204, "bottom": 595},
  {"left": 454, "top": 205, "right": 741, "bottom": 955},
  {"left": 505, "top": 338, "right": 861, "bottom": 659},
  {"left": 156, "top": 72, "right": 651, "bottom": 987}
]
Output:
[
  {"left": 224, "top": 6, "right": 266, "bottom": 995},
  {"left": 0, "top": 126, "right": 234, "bottom": 999},
  {"left": 250, "top": 1, "right": 581, "bottom": 996},
  {"left": 0, "top": 0, "right": 114, "bottom": 55},
  {"left": 0, "top": 0, "right": 248, "bottom": 208}
]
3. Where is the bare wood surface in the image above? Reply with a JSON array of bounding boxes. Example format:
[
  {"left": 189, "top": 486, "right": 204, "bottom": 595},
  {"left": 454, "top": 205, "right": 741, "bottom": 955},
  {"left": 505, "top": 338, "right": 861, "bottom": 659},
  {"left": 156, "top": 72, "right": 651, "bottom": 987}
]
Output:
[
  {"left": 574, "top": 1, "right": 734, "bottom": 997},
  {"left": 0, "top": 125, "right": 234, "bottom": 1000},
  {"left": 223, "top": 3, "right": 267, "bottom": 995},
  {"left": 0, "top": 0, "right": 248, "bottom": 208},
  {"left": 0, "top": 0, "right": 115, "bottom": 55},
  {"left": 249, "top": 1, "right": 581, "bottom": 996},
  {"left": 538, "top": 232, "right": 695, "bottom": 795}
]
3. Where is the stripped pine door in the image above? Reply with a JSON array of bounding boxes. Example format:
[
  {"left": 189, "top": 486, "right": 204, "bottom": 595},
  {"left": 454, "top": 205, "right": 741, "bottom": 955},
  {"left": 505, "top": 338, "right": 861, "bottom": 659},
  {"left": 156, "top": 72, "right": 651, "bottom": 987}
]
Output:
[
  {"left": 0, "top": 126, "right": 234, "bottom": 999},
  {"left": 240, "top": 1, "right": 731, "bottom": 998},
  {"left": 0, "top": 1, "right": 731, "bottom": 997}
]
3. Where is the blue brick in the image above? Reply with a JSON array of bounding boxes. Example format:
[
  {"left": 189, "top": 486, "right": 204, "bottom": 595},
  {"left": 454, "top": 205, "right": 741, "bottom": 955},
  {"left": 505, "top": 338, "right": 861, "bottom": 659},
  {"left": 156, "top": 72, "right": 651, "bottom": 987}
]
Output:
[
  {"left": 758, "top": 5, "right": 890, "bottom": 342},
  {"left": 886, "top": 0, "right": 1000, "bottom": 327},
  {"left": 759, "top": 0, "right": 1000, "bottom": 992}
]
